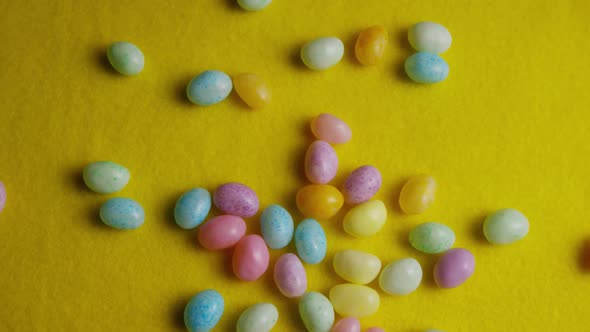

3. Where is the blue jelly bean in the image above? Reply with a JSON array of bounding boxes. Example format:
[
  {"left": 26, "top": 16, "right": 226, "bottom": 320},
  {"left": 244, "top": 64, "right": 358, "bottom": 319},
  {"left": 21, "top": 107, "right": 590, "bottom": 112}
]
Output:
[
  {"left": 184, "top": 289, "right": 224, "bottom": 332},
  {"left": 260, "top": 204, "right": 294, "bottom": 249},
  {"left": 99, "top": 198, "right": 144, "bottom": 230},
  {"left": 186, "top": 70, "right": 233, "bottom": 106},
  {"left": 404, "top": 52, "right": 449, "bottom": 83},
  {"left": 174, "top": 188, "right": 212, "bottom": 229},
  {"left": 295, "top": 218, "right": 327, "bottom": 264}
]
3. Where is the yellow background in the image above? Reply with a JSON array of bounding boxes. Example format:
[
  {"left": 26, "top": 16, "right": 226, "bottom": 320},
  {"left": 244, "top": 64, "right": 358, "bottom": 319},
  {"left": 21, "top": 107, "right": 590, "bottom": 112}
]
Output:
[{"left": 1, "top": 0, "right": 589, "bottom": 331}]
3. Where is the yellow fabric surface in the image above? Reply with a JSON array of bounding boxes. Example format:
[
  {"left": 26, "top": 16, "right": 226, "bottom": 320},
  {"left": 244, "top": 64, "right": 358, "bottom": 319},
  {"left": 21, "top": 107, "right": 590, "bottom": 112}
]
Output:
[{"left": 1, "top": 0, "right": 589, "bottom": 331}]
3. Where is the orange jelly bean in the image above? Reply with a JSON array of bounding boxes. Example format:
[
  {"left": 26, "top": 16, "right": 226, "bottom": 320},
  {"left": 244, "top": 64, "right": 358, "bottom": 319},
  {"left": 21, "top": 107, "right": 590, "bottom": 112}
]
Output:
[
  {"left": 355, "top": 26, "right": 388, "bottom": 66},
  {"left": 296, "top": 184, "right": 343, "bottom": 220},
  {"left": 233, "top": 73, "right": 271, "bottom": 110},
  {"left": 399, "top": 175, "right": 437, "bottom": 214}
]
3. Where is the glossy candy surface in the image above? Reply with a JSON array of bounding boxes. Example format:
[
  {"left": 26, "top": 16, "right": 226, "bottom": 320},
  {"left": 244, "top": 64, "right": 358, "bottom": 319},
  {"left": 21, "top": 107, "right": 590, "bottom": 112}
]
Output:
[
  {"left": 333, "top": 249, "right": 381, "bottom": 284},
  {"left": 483, "top": 208, "right": 529, "bottom": 244},
  {"left": 296, "top": 184, "right": 343, "bottom": 220},
  {"left": 237, "top": 0, "right": 272, "bottom": 11},
  {"left": 408, "top": 22, "right": 452, "bottom": 54},
  {"left": 311, "top": 113, "right": 351, "bottom": 144},
  {"left": 83, "top": 161, "right": 130, "bottom": 194},
  {"left": 184, "top": 289, "right": 224, "bottom": 332},
  {"left": 233, "top": 235, "right": 270, "bottom": 281},
  {"left": 174, "top": 188, "right": 211, "bottom": 229},
  {"left": 329, "top": 284, "right": 380, "bottom": 318},
  {"left": 295, "top": 219, "right": 327, "bottom": 264},
  {"left": 214, "top": 182, "right": 259, "bottom": 218},
  {"left": 332, "top": 317, "right": 361, "bottom": 332},
  {"left": 99, "top": 198, "right": 144, "bottom": 230},
  {"left": 236, "top": 303, "right": 278, "bottom": 332},
  {"left": 299, "top": 292, "right": 334, "bottom": 332},
  {"left": 260, "top": 204, "right": 294, "bottom": 249},
  {"left": 434, "top": 248, "right": 475, "bottom": 288},
  {"left": 409, "top": 222, "right": 455, "bottom": 254},
  {"left": 305, "top": 140, "right": 338, "bottom": 184},
  {"left": 379, "top": 258, "right": 422, "bottom": 295},
  {"left": 198, "top": 215, "right": 246, "bottom": 250},
  {"left": 355, "top": 26, "right": 388, "bottom": 65},
  {"left": 343, "top": 200, "right": 387, "bottom": 237},
  {"left": 365, "top": 328, "right": 385, "bottom": 332},
  {"left": 233, "top": 73, "right": 271, "bottom": 109},
  {"left": 274, "top": 253, "right": 307, "bottom": 298},
  {"left": 0, "top": 181, "right": 5, "bottom": 212},
  {"left": 107, "top": 41, "right": 144, "bottom": 76},
  {"left": 301, "top": 37, "right": 344, "bottom": 70},
  {"left": 404, "top": 52, "right": 449, "bottom": 83},
  {"left": 399, "top": 175, "right": 437, "bottom": 214},
  {"left": 342, "top": 165, "right": 381, "bottom": 204},
  {"left": 186, "top": 70, "right": 233, "bottom": 106}
]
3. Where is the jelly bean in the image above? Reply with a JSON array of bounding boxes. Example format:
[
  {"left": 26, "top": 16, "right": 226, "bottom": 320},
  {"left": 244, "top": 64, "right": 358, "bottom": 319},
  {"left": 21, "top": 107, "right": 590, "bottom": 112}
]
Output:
[
  {"left": 404, "top": 52, "right": 449, "bottom": 83},
  {"left": 83, "top": 161, "right": 130, "bottom": 194},
  {"left": 343, "top": 200, "right": 387, "bottom": 237},
  {"left": 301, "top": 37, "right": 344, "bottom": 70},
  {"left": 408, "top": 22, "right": 452, "bottom": 54},
  {"left": 260, "top": 204, "right": 294, "bottom": 249},
  {"left": 99, "top": 197, "right": 144, "bottom": 230},
  {"left": 237, "top": 0, "right": 271, "bottom": 11},
  {"left": 329, "top": 284, "right": 380, "bottom": 318},
  {"left": 299, "top": 292, "right": 334, "bottom": 332},
  {"left": 174, "top": 188, "right": 211, "bottom": 229},
  {"left": 186, "top": 70, "right": 233, "bottom": 106},
  {"left": 214, "top": 182, "right": 259, "bottom": 218},
  {"left": 342, "top": 165, "right": 382, "bottom": 204},
  {"left": 333, "top": 250, "right": 382, "bottom": 284},
  {"left": 355, "top": 26, "right": 388, "bottom": 65},
  {"left": 399, "top": 175, "right": 436, "bottom": 214},
  {"left": 197, "top": 215, "right": 246, "bottom": 250},
  {"left": 274, "top": 253, "right": 307, "bottom": 298},
  {"left": 0, "top": 180, "right": 5, "bottom": 213},
  {"left": 311, "top": 113, "right": 352, "bottom": 144},
  {"left": 434, "top": 248, "right": 475, "bottom": 288},
  {"left": 233, "top": 73, "right": 271, "bottom": 109},
  {"left": 365, "top": 328, "right": 385, "bottom": 332},
  {"left": 233, "top": 235, "right": 270, "bottom": 281},
  {"left": 379, "top": 258, "right": 422, "bottom": 295},
  {"left": 409, "top": 222, "right": 455, "bottom": 254},
  {"left": 483, "top": 208, "right": 529, "bottom": 245},
  {"left": 295, "top": 219, "right": 327, "bottom": 264},
  {"left": 107, "top": 41, "right": 144, "bottom": 76},
  {"left": 305, "top": 140, "right": 338, "bottom": 184},
  {"left": 237, "top": 303, "right": 278, "bottom": 332},
  {"left": 296, "top": 184, "right": 343, "bottom": 220},
  {"left": 332, "top": 317, "right": 360, "bottom": 332},
  {"left": 184, "top": 289, "right": 224, "bottom": 332}
]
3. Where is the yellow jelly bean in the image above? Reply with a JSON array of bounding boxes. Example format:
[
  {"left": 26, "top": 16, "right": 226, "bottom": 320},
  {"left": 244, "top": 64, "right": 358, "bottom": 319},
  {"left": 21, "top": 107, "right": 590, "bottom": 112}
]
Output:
[
  {"left": 333, "top": 250, "right": 382, "bottom": 284},
  {"left": 355, "top": 26, "right": 388, "bottom": 66},
  {"left": 343, "top": 200, "right": 387, "bottom": 237},
  {"left": 233, "top": 73, "right": 271, "bottom": 110},
  {"left": 329, "top": 284, "right": 380, "bottom": 318},
  {"left": 399, "top": 175, "right": 436, "bottom": 214},
  {"left": 296, "top": 184, "right": 343, "bottom": 220}
]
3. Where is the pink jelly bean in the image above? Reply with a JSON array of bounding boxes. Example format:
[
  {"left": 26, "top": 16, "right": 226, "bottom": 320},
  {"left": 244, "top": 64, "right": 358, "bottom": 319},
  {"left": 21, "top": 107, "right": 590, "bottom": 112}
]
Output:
[
  {"left": 332, "top": 317, "right": 361, "bottom": 332},
  {"left": 305, "top": 140, "right": 338, "bottom": 184},
  {"left": 233, "top": 235, "right": 270, "bottom": 281},
  {"left": 214, "top": 182, "right": 259, "bottom": 218},
  {"left": 0, "top": 181, "right": 5, "bottom": 212},
  {"left": 342, "top": 165, "right": 382, "bottom": 204},
  {"left": 197, "top": 215, "right": 246, "bottom": 250},
  {"left": 311, "top": 113, "right": 352, "bottom": 144},
  {"left": 274, "top": 253, "right": 307, "bottom": 298},
  {"left": 434, "top": 248, "right": 475, "bottom": 288},
  {"left": 365, "top": 328, "right": 385, "bottom": 332}
]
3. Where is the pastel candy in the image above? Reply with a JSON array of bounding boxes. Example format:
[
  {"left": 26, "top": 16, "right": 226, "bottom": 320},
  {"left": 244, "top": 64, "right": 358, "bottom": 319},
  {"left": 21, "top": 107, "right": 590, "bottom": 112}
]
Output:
[
  {"left": 233, "top": 73, "right": 271, "bottom": 109},
  {"left": 333, "top": 250, "right": 382, "bottom": 284},
  {"left": 301, "top": 37, "right": 344, "bottom": 70},
  {"left": 274, "top": 253, "right": 307, "bottom": 298},
  {"left": 483, "top": 208, "right": 529, "bottom": 244},
  {"left": 99, "top": 198, "right": 144, "bottom": 230},
  {"left": 174, "top": 188, "right": 211, "bottom": 229},
  {"left": 214, "top": 182, "right": 259, "bottom": 218},
  {"left": 237, "top": 0, "right": 272, "bottom": 11},
  {"left": 343, "top": 200, "right": 387, "bottom": 237},
  {"left": 332, "top": 317, "right": 360, "bottom": 332},
  {"left": 198, "top": 215, "right": 246, "bottom": 250},
  {"left": 233, "top": 235, "right": 270, "bottom": 281},
  {"left": 107, "top": 41, "right": 144, "bottom": 76},
  {"left": 299, "top": 292, "right": 334, "bottom": 332},
  {"left": 434, "top": 248, "right": 475, "bottom": 288},
  {"left": 305, "top": 140, "right": 338, "bottom": 184},
  {"left": 408, "top": 22, "right": 452, "bottom": 54},
  {"left": 260, "top": 204, "right": 294, "bottom": 249},
  {"left": 379, "top": 258, "right": 423, "bottom": 295},
  {"left": 399, "top": 175, "right": 437, "bottom": 214},
  {"left": 186, "top": 70, "right": 233, "bottom": 106},
  {"left": 342, "top": 165, "right": 382, "bottom": 204},
  {"left": 184, "top": 289, "right": 224, "bottom": 332},
  {"left": 295, "top": 219, "right": 327, "bottom": 264},
  {"left": 404, "top": 52, "right": 449, "bottom": 83},
  {"left": 409, "top": 222, "right": 455, "bottom": 254},
  {"left": 355, "top": 25, "right": 388, "bottom": 65},
  {"left": 365, "top": 328, "right": 385, "bottom": 332},
  {"left": 83, "top": 161, "right": 130, "bottom": 194},
  {"left": 296, "top": 184, "right": 343, "bottom": 220},
  {"left": 236, "top": 303, "right": 278, "bottom": 332},
  {"left": 329, "top": 284, "right": 380, "bottom": 318},
  {"left": 0, "top": 180, "right": 5, "bottom": 212},
  {"left": 311, "top": 113, "right": 352, "bottom": 144}
]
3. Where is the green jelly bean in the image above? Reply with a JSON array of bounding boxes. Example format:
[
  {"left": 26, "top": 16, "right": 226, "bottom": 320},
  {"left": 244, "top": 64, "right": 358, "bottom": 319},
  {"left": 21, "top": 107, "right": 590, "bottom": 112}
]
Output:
[
  {"left": 409, "top": 222, "right": 455, "bottom": 254},
  {"left": 299, "top": 292, "right": 334, "bottom": 332},
  {"left": 107, "top": 41, "right": 144, "bottom": 76},
  {"left": 237, "top": 303, "right": 278, "bottom": 332},
  {"left": 484, "top": 208, "right": 529, "bottom": 244},
  {"left": 83, "top": 161, "right": 130, "bottom": 194}
]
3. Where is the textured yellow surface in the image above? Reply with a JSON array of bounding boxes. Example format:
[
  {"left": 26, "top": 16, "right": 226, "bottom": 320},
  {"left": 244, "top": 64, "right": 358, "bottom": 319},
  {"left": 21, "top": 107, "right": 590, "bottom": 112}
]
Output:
[{"left": 1, "top": 1, "right": 589, "bottom": 331}]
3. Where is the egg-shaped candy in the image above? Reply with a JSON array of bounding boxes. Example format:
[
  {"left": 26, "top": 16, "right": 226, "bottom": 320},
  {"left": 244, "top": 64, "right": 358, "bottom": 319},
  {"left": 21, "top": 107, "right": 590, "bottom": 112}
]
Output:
[
  {"left": 434, "top": 248, "right": 475, "bottom": 288},
  {"left": 186, "top": 70, "right": 233, "bottom": 106},
  {"left": 409, "top": 222, "right": 455, "bottom": 254},
  {"left": 333, "top": 250, "right": 381, "bottom": 284},
  {"left": 301, "top": 37, "right": 344, "bottom": 70},
  {"left": 355, "top": 25, "right": 388, "bottom": 65},
  {"left": 399, "top": 175, "right": 437, "bottom": 214},
  {"left": 408, "top": 22, "right": 452, "bottom": 54},
  {"left": 237, "top": 0, "right": 272, "bottom": 11},
  {"left": 404, "top": 52, "right": 449, "bottom": 83},
  {"left": 299, "top": 292, "right": 334, "bottom": 332},
  {"left": 332, "top": 317, "right": 361, "bottom": 332},
  {"left": 83, "top": 161, "right": 130, "bottom": 194},
  {"left": 107, "top": 41, "right": 144, "bottom": 76},
  {"left": 214, "top": 182, "right": 259, "bottom": 218},
  {"left": 274, "top": 253, "right": 307, "bottom": 298},
  {"left": 310, "top": 113, "right": 352, "bottom": 144},
  {"left": 483, "top": 208, "right": 529, "bottom": 245},
  {"left": 342, "top": 165, "right": 382, "bottom": 204},
  {"left": 296, "top": 184, "right": 343, "bottom": 220},
  {"left": 329, "top": 284, "right": 380, "bottom": 318},
  {"left": 174, "top": 188, "right": 211, "bottom": 229},
  {"left": 0, "top": 180, "right": 5, "bottom": 213},
  {"left": 184, "top": 289, "right": 224, "bottom": 332},
  {"left": 295, "top": 219, "right": 327, "bottom": 264},
  {"left": 198, "top": 215, "right": 246, "bottom": 250},
  {"left": 237, "top": 303, "right": 278, "bottom": 332},
  {"left": 343, "top": 200, "right": 387, "bottom": 237},
  {"left": 260, "top": 204, "right": 294, "bottom": 249},
  {"left": 233, "top": 73, "right": 271, "bottom": 109},
  {"left": 233, "top": 235, "right": 270, "bottom": 281},
  {"left": 305, "top": 140, "right": 338, "bottom": 184},
  {"left": 99, "top": 198, "right": 144, "bottom": 230},
  {"left": 379, "top": 258, "right": 422, "bottom": 295}
]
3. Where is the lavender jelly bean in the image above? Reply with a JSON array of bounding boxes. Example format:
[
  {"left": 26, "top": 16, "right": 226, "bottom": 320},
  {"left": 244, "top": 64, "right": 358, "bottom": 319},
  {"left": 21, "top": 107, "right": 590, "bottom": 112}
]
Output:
[
  {"left": 214, "top": 182, "right": 259, "bottom": 218},
  {"left": 0, "top": 181, "right": 6, "bottom": 212},
  {"left": 434, "top": 248, "right": 475, "bottom": 288},
  {"left": 305, "top": 140, "right": 338, "bottom": 184},
  {"left": 341, "top": 165, "right": 382, "bottom": 204}
]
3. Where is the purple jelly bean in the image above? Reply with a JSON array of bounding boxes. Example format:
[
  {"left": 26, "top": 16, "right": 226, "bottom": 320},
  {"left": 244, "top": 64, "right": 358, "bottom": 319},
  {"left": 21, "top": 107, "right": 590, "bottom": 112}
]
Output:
[
  {"left": 341, "top": 165, "right": 382, "bottom": 204},
  {"left": 434, "top": 248, "right": 475, "bottom": 288},
  {"left": 305, "top": 140, "right": 338, "bottom": 184},
  {"left": 0, "top": 181, "right": 5, "bottom": 212},
  {"left": 213, "top": 182, "right": 259, "bottom": 218}
]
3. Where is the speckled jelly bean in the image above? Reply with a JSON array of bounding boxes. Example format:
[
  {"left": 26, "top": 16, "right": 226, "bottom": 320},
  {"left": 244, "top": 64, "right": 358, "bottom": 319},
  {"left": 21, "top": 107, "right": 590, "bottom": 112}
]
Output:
[
  {"left": 311, "top": 113, "right": 352, "bottom": 144},
  {"left": 342, "top": 165, "right": 382, "bottom": 204},
  {"left": 399, "top": 175, "right": 437, "bottom": 214},
  {"left": 0, "top": 180, "right": 5, "bottom": 213},
  {"left": 174, "top": 188, "right": 211, "bottom": 229},
  {"left": 107, "top": 41, "right": 144, "bottom": 76},
  {"left": 379, "top": 258, "right": 422, "bottom": 295},
  {"left": 186, "top": 70, "right": 233, "bottom": 106},
  {"left": 355, "top": 26, "right": 388, "bottom": 65},
  {"left": 214, "top": 182, "right": 259, "bottom": 218},
  {"left": 83, "top": 161, "right": 130, "bottom": 194},
  {"left": 329, "top": 284, "right": 380, "bottom": 318},
  {"left": 404, "top": 52, "right": 449, "bottom": 83},
  {"left": 434, "top": 248, "right": 475, "bottom": 288},
  {"left": 332, "top": 317, "right": 361, "bottom": 332},
  {"left": 233, "top": 73, "right": 271, "bottom": 109},
  {"left": 408, "top": 22, "right": 452, "bottom": 54},
  {"left": 333, "top": 250, "right": 381, "bottom": 284},
  {"left": 299, "top": 292, "right": 334, "bottom": 332},
  {"left": 260, "top": 204, "right": 294, "bottom": 249},
  {"left": 274, "top": 253, "right": 307, "bottom": 298},
  {"left": 301, "top": 37, "right": 344, "bottom": 70},
  {"left": 237, "top": 303, "right": 278, "bottom": 332},
  {"left": 409, "top": 222, "right": 455, "bottom": 254},
  {"left": 237, "top": 0, "right": 271, "bottom": 11},
  {"left": 484, "top": 208, "right": 529, "bottom": 245},
  {"left": 296, "top": 184, "right": 343, "bottom": 220},
  {"left": 343, "top": 200, "right": 387, "bottom": 237},
  {"left": 305, "top": 140, "right": 338, "bottom": 184},
  {"left": 99, "top": 197, "right": 144, "bottom": 230},
  {"left": 233, "top": 234, "right": 270, "bottom": 281},
  {"left": 295, "top": 218, "right": 327, "bottom": 264},
  {"left": 197, "top": 215, "right": 246, "bottom": 250},
  {"left": 365, "top": 328, "right": 385, "bottom": 332},
  {"left": 184, "top": 289, "right": 224, "bottom": 332}
]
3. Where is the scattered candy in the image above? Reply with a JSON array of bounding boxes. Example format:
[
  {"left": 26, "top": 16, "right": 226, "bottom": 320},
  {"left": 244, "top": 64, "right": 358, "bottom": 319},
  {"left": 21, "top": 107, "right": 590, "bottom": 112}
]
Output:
[
  {"left": 301, "top": 37, "right": 345, "bottom": 70},
  {"left": 404, "top": 52, "right": 449, "bottom": 83},
  {"left": 237, "top": 0, "right": 272, "bottom": 11},
  {"left": 99, "top": 197, "right": 144, "bottom": 230},
  {"left": 233, "top": 234, "right": 270, "bottom": 281},
  {"left": 408, "top": 22, "right": 452, "bottom": 54},
  {"left": 333, "top": 249, "right": 382, "bottom": 284},
  {"left": 0, "top": 180, "right": 5, "bottom": 213},
  {"left": 296, "top": 184, "right": 344, "bottom": 220},
  {"left": 434, "top": 248, "right": 475, "bottom": 288},
  {"left": 214, "top": 182, "right": 259, "bottom": 218},
  {"left": 329, "top": 284, "right": 380, "bottom": 318},
  {"left": 342, "top": 165, "right": 382, "bottom": 204},
  {"left": 483, "top": 208, "right": 529, "bottom": 245},
  {"left": 305, "top": 140, "right": 339, "bottom": 184},
  {"left": 236, "top": 302, "right": 279, "bottom": 332},
  {"left": 295, "top": 218, "right": 327, "bottom": 264},
  {"left": 399, "top": 174, "right": 437, "bottom": 214},
  {"left": 197, "top": 215, "right": 247, "bottom": 250},
  {"left": 379, "top": 258, "right": 422, "bottom": 295},
  {"left": 365, "top": 328, "right": 385, "bottom": 332},
  {"left": 311, "top": 113, "right": 352, "bottom": 144},
  {"left": 343, "top": 200, "right": 387, "bottom": 237},
  {"left": 184, "top": 289, "right": 224, "bottom": 332},
  {"left": 260, "top": 204, "right": 294, "bottom": 249},
  {"left": 409, "top": 222, "right": 455, "bottom": 254},
  {"left": 83, "top": 161, "right": 130, "bottom": 194},
  {"left": 107, "top": 41, "right": 144, "bottom": 76},
  {"left": 332, "top": 317, "right": 361, "bottom": 332},
  {"left": 233, "top": 73, "right": 272, "bottom": 109},
  {"left": 274, "top": 253, "right": 307, "bottom": 298},
  {"left": 186, "top": 70, "right": 233, "bottom": 106},
  {"left": 355, "top": 25, "right": 388, "bottom": 65},
  {"left": 299, "top": 292, "right": 335, "bottom": 332},
  {"left": 174, "top": 188, "right": 212, "bottom": 229}
]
